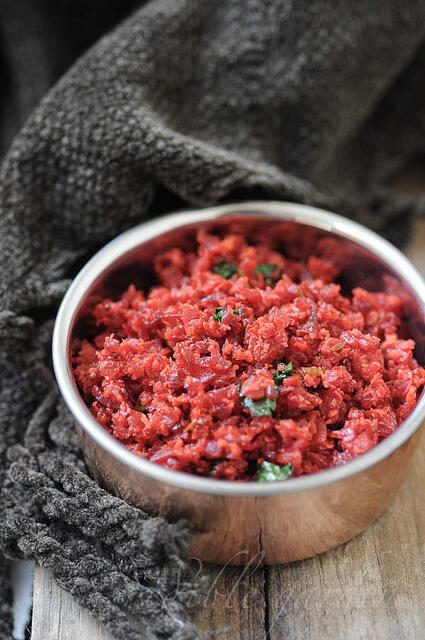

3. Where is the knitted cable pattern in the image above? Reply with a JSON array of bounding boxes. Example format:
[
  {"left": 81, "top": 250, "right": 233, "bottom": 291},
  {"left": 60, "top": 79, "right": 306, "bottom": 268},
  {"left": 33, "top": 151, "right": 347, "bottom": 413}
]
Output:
[
  {"left": 0, "top": 558, "right": 12, "bottom": 640},
  {"left": 1, "top": 394, "right": 206, "bottom": 640}
]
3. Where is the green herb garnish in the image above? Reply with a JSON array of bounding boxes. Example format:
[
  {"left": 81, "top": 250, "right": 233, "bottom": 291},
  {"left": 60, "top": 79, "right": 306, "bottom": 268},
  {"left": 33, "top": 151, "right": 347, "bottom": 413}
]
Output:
[
  {"left": 256, "top": 461, "right": 294, "bottom": 482},
  {"left": 239, "top": 388, "right": 276, "bottom": 417},
  {"left": 209, "top": 463, "right": 218, "bottom": 476},
  {"left": 242, "top": 396, "right": 276, "bottom": 417},
  {"left": 233, "top": 308, "right": 243, "bottom": 316},
  {"left": 273, "top": 362, "right": 293, "bottom": 385},
  {"left": 213, "top": 307, "right": 224, "bottom": 322},
  {"left": 253, "top": 263, "right": 277, "bottom": 278},
  {"left": 213, "top": 260, "right": 238, "bottom": 279},
  {"left": 136, "top": 405, "right": 147, "bottom": 414}
]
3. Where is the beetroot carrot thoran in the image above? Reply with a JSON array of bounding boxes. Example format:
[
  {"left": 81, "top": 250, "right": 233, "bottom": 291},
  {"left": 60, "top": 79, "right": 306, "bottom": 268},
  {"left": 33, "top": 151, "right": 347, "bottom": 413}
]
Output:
[{"left": 72, "top": 229, "right": 425, "bottom": 481}]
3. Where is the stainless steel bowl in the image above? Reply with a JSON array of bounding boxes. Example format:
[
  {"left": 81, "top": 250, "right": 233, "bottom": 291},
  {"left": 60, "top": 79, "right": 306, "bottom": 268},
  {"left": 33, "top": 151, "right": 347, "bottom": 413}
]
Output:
[{"left": 53, "top": 202, "right": 425, "bottom": 565}]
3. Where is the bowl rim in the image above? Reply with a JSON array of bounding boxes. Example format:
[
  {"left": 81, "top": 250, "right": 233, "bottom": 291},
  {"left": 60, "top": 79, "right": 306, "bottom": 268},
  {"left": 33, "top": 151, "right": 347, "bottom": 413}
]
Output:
[{"left": 53, "top": 201, "right": 425, "bottom": 496}]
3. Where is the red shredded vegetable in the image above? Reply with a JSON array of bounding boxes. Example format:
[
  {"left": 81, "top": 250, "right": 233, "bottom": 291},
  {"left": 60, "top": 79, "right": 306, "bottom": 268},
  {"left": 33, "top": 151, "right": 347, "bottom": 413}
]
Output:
[{"left": 72, "top": 229, "right": 425, "bottom": 480}]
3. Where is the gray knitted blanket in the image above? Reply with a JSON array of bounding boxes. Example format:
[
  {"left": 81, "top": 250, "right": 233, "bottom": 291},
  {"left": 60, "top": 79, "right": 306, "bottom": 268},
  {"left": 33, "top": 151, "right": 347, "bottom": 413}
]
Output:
[{"left": 2, "top": 1, "right": 425, "bottom": 638}]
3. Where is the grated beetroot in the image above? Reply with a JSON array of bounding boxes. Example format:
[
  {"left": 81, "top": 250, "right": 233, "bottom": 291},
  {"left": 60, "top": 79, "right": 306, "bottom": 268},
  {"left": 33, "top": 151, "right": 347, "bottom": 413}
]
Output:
[{"left": 72, "top": 229, "right": 425, "bottom": 480}]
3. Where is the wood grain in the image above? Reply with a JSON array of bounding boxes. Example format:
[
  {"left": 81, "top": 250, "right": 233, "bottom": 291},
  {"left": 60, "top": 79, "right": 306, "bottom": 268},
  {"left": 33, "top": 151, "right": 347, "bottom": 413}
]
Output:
[
  {"left": 193, "top": 563, "right": 267, "bottom": 639},
  {"left": 266, "top": 439, "right": 425, "bottom": 640},
  {"left": 31, "top": 564, "right": 114, "bottom": 640},
  {"left": 32, "top": 559, "right": 266, "bottom": 640},
  {"left": 32, "top": 218, "right": 425, "bottom": 640}
]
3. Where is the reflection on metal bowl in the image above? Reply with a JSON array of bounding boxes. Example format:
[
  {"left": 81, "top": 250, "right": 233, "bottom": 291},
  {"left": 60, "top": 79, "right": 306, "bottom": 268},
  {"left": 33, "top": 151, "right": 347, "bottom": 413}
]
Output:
[{"left": 53, "top": 202, "right": 425, "bottom": 565}]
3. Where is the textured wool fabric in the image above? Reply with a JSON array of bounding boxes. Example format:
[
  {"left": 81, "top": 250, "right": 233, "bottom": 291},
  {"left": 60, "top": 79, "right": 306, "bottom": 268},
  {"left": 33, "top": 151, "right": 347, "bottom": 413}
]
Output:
[
  {"left": 0, "top": 558, "right": 12, "bottom": 640},
  {"left": 2, "top": 0, "right": 425, "bottom": 638}
]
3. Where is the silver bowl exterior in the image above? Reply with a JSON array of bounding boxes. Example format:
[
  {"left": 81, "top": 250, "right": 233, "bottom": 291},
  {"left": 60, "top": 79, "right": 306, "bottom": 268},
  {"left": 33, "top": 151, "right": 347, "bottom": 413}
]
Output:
[{"left": 53, "top": 202, "right": 425, "bottom": 565}]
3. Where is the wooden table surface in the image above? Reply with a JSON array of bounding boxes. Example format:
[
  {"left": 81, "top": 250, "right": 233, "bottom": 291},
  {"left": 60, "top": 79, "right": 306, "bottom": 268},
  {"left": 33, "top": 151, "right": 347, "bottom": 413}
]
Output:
[{"left": 31, "top": 200, "right": 425, "bottom": 640}]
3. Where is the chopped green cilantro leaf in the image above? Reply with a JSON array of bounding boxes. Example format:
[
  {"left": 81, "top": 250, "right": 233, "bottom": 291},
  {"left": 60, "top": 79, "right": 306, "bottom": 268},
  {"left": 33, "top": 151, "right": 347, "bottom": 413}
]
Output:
[
  {"left": 233, "top": 308, "right": 243, "bottom": 316},
  {"left": 213, "top": 260, "right": 238, "bottom": 279},
  {"left": 213, "top": 307, "right": 224, "bottom": 322},
  {"left": 254, "top": 263, "right": 277, "bottom": 277},
  {"left": 273, "top": 362, "right": 293, "bottom": 385},
  {"left": 239, "top": 388, "right": 276, "bottom": 417},
  {"left": 256, "top": 461, "right": 294, "bottom": 482},
  {"left": 136, "top": 405, "right": 147, "bottom": 413}
]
